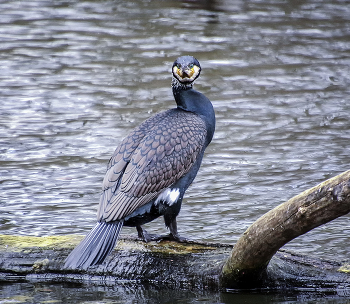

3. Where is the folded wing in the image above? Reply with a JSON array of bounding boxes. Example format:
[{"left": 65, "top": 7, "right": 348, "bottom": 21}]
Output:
[{"left": 97, "top": 110, "right": 207, "bottom": 222}]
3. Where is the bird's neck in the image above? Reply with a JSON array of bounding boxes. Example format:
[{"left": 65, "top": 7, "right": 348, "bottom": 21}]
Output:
[
  {"left": 172, "top": 81, "right": 215, "bottom": 145},
  {"left": 172, "top": 82, "right": 210, "bottom": 116}
]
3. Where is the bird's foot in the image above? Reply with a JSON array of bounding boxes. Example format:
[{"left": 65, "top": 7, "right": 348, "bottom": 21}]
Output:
[
  {"left": 136, "top": 226, "right": 163, "bottom": 242},
  {"left": 136, "top": 226, "right": 191, "bottom": 243},
  {"left": 141, "top": 233, "right": 164, "bottom": 242},
  {"left": 159, "top": 233, "right": 190, "bottom": 243}
]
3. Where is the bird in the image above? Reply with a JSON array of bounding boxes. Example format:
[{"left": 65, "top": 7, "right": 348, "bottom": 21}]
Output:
[{"left": 64, "top": 55, "right": 215, "bottom": 269}]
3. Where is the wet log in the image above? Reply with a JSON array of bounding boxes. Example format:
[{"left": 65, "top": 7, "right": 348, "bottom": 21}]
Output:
[
  {"left": 221, "top": 170, "right": 350, "bottom": 288},
  {"left": 0, "top": 170, "right": 350, "bottom": 290},
  {"left": 0, "top": 234, "right": 349, "bottom": 291},
  {"left": 0, "top": 234, "right": 230, "bottom": 290}
]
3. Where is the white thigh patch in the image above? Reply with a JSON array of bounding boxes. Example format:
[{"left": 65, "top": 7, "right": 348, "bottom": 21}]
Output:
[{"left": 155, "top": 188, "right": 180, "bottom": 206}]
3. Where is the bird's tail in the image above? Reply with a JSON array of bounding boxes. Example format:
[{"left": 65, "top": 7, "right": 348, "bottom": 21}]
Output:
[{"left": 64, "top": 221, "right": 123, "bottom": 270}]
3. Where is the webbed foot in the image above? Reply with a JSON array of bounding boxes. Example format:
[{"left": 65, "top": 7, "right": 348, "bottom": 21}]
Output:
[
  {"left": 160, "top": 233, "right": 190, "bottom": 243},
  {"left": 136, "top": 226, "right": 190, "bottom": 243},
  {"left": 136, "top": 226, "right": 163, "bottom": 242}
]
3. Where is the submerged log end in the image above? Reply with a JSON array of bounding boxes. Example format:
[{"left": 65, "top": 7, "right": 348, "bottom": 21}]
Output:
[{"left": 220, "top": 259, "right": 268, "bottom": 289}]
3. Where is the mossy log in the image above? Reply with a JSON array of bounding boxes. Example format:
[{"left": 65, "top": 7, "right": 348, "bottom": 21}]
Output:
[
  {"left": 1, "top": 170, "right": 350, "bottom": 290},
  {"left": 0, "top": 234, "right": 230, "bottom": 290},
  {"left": 0, "top": 234, "right": 349, "bottom": 291}
]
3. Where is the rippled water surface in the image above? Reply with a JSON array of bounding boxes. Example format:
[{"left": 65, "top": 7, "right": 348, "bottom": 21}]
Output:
[{"left": 1, "top": 0, "right": 350, "bottom": 302}]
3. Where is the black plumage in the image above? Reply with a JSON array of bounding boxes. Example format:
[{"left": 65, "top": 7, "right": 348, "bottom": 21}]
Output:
[{"left": 65, "top": 55, "right": 215, "bottom": 269}]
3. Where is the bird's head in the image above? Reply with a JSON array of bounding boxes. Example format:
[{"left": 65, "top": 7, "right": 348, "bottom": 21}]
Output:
[{"left": 172, "top": 56, "right": 201, "bottom": 89}]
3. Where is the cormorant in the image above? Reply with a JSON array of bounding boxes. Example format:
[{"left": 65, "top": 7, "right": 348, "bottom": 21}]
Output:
[{"left": 64, "top": 55, "right": 215, "bottom": 269}]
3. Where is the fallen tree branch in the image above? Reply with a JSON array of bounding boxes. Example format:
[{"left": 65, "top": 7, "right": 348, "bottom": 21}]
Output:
[
  {"left": 0, "top": 234, "right": 349, "bottom": 291},
  {"left": 221, "top": 170, "right": 350, "bottom": 288},
  {"left": 1, "top": 171, "right": 350, "bottom": 290},
  {"left": 0, "top": 234, "right": 229, "bottom": 290}
]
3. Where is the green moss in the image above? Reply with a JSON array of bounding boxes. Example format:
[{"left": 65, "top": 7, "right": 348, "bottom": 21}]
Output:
[
  {"left": 338, "top": 263, "right": 350, "bottom": 274},
  {"left": 0, "top": 234, "right": 217, "bottom": 254},
  {"left": 144, "top": 241, "right": 218, "bottom": 254},
  {"left": 116, "top": 238, "right": 218, "bottom": 255},
  {"left": 3, "top": 295, "right": 34, "bottom": 303},
  {"left": 0, "top": 234, "right": 83, "bottom": 251}
]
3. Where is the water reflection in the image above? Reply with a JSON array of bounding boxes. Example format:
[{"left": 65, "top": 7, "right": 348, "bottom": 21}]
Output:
[
  {"left": 1, "top": 0, "right": 350, "bottom": 302},
  {"left": 1, "top": 282, "right": 350, "bottom": 304}
]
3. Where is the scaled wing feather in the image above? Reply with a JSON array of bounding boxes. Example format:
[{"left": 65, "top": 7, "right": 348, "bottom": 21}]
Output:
[{"left": 98, "top": 110, "right": 207, "bottom": 222}]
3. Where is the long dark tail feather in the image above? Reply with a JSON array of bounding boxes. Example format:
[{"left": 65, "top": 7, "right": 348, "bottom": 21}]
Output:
[{"left": 64, "top": 221, "right": 123, "bottom": 270}]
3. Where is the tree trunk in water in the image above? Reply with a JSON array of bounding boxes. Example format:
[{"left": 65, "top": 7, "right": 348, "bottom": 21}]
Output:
[
  {"left": 221, "top": 170, "right": 350, "bottom": 288},
  {"left": 1, "top": 171, "right": 350, "bottom": 290}
]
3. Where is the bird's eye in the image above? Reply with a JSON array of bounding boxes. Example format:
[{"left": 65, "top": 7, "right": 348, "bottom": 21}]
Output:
[
  {"left": 189, "top": 64, "right": 194, "bottom": 69},
  {"left": 176, "top": 64, "right": 181, "bottom": 69}
]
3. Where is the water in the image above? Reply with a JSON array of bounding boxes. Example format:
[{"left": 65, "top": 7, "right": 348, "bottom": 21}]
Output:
[{"left": 1, "top": 0, "right": 350, "bottom": 302}]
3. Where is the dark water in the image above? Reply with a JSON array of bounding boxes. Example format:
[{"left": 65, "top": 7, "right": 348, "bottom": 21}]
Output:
[
  {"left": 2, "top": 282, "right": 350, "bottom": 304},
  {"left": 1, "top": 0, "right": 350, "bottom": 303}
]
